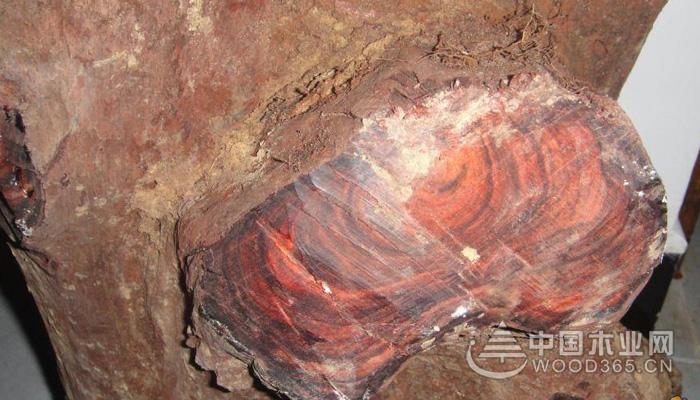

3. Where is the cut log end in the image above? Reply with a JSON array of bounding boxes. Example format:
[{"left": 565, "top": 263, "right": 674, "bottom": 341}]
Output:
[
  {"left": 183, "top": 67, "right": 665, "bottom": 399},
  {"left": 0, "top": 2, "right": 670, "bottom": 400}
]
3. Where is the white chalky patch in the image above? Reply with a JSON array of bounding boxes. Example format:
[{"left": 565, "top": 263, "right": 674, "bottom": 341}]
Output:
[
  {"left": 321, "top": 281, "right": 332, "bottom": 294},
  {"left": 451, "top": 305, "right": 469, "bottom": 319},
  {"left": 461, "top": 246, "right": 480, "bottom": 262}
]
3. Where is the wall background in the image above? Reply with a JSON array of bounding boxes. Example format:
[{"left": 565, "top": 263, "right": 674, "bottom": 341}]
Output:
[{"left": 619, "top": 0, "right": 700, "bottom": 254}]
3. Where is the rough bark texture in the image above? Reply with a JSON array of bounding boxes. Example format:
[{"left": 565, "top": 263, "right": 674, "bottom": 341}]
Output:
[{"left": 0, "top": 1, "right": 667, "bottom": 399}]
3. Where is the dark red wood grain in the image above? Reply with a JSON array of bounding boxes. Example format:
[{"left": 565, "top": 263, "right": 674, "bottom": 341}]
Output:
[
  {"left": 0, "top": 107, "right": 43, "bottom": 241},
  {"left": 187, "top": 72, "right": 665, "bottom": 399}
]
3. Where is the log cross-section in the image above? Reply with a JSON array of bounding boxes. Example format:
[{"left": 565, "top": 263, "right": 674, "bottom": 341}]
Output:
[
  {"left": 185, "top": 71, "right": 665, "bottom": 400},
  {"left": 0, "top": 2, "right": 670, "bottom": 399}
]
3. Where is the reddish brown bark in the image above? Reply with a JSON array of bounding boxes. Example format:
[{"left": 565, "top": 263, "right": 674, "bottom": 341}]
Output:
[{"left": 0, "top": 1, "right": 667, "bottom": 399}]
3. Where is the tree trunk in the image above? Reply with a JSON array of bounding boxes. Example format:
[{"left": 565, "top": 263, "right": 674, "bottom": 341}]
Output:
[{"left": 0, "top": 1, "right": 667, "bottom": 399}]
